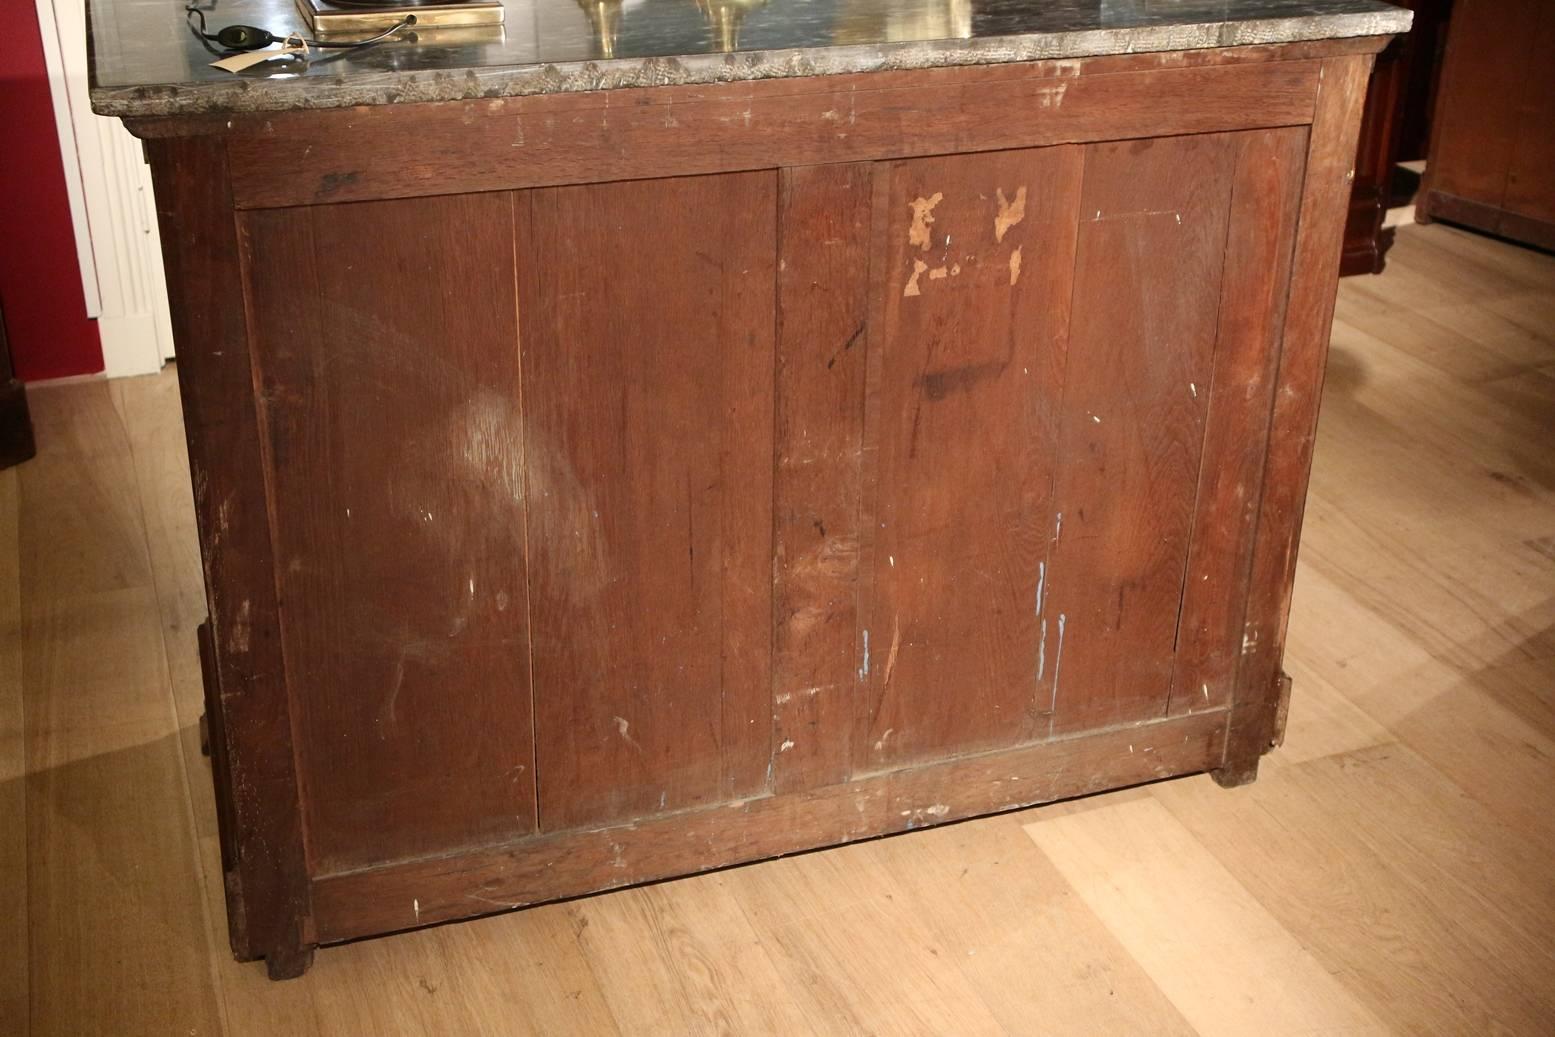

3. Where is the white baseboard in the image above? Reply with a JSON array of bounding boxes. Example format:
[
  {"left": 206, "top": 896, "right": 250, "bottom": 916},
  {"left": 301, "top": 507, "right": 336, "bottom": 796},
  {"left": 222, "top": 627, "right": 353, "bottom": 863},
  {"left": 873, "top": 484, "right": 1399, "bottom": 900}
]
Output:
[{"left": 98, "top": 312, "right": 167, "bottom": 379}]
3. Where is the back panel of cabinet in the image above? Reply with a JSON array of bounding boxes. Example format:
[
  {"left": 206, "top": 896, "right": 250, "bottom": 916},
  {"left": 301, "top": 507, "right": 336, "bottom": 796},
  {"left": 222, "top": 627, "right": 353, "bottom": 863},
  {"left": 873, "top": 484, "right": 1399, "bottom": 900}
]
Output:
[{"left": 239, "top": 126, "right": 1306, "bottom": 865}]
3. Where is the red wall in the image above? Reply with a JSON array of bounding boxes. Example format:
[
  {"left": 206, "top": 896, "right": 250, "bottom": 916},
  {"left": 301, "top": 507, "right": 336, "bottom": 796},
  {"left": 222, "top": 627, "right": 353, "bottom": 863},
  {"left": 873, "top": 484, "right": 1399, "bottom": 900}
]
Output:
[{"left": 1, "top": 0, "right": 105, "bottom": 381}]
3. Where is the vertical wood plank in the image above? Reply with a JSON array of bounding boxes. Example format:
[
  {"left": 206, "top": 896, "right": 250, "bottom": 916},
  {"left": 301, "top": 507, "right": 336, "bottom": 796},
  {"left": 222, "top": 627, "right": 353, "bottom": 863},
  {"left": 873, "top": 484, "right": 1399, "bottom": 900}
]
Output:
[
  {"left": 243, "top": 192, "right": 538, "bottom": 874},
  {"left": 1220, "top": 54, "right": 1375, "bottom": 782},
  {"left": 1500, "top": 4, "right": 1555, "bottom": 228},
  {"left": 523, "top": 172, "right": 777, "bottom": 830},
  {"left": 146, "top": 135, "right": 314, "bottom": 975},
  {"left": 1418, "top": 0, "right": 1544, "bottom": 211},
  {"left": 859, "top": 146, "right": 1083, "bottom": 770},
  {"left": 1044, "top": 133, "right": 1237, "bottom": 737},
  {"left": 773, "top": 163, "right": 872, "bottom": 793},
  {"left": 1169, "top": 127, "right": 1308, "bottom": 716}
]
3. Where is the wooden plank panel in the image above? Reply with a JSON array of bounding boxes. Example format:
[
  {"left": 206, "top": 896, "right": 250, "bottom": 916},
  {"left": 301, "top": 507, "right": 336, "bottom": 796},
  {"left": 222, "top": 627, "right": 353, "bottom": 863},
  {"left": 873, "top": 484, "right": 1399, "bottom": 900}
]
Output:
[
  {"left": 1419, "top": 0, "right": 1542, "bottom": 210},
  {"left": 1221, "top": 54, "right": 1374, "bottom": 782},
  {"left": 522, "top": 172, "right": 776, "bottom": 830},
  {"left": 773, "top": 163, "right": 872, "bottom": 793},
  {"left": 243, "top": 193, "right": 537, "bottom": 874},
  {"left": 1169, "top": 127, "right": 1308, "bottom": 715},
  {"left": 311, "top": 710, "right": 1227, "bottom": 942},
  {"left": 145, "top": 135, "right": 313, "bottom": 975},
  {"left": 1501, "top": 5, "right": 1555, "bottom": 226},
  {"left": 859, "top": 146, "right": 1083, "bottom": 769},
  {"left": 224, "top": 60, "right": 1323, "bottom": 209},
  {"left": 1044, "top": 133, "right": 1237, "bottom": 736}
]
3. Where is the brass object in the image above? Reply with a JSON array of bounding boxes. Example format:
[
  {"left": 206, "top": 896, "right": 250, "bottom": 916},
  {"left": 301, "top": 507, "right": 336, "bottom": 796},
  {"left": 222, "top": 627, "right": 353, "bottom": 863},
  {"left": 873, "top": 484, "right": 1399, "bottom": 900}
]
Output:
[
  {"left": 833, "top": 0, "right": 971, "bottom": 46},
  {"left": 693, "top": 0, "right": 767, "bottom": 52},
  {"left": 296, "top": 0, "right": 504, "bottom": 35},
  {"left": 577, "top": 0, "right": 624, "bottom": 58}
]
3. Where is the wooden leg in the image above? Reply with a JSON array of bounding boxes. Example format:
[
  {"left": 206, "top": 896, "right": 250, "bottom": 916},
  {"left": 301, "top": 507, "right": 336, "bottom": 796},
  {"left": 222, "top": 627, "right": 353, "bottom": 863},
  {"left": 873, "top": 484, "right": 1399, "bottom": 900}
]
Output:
[
  {"left": 1213, "top": 671, "right": 1291, "bottom": 787},
  {"left": 1211, "top": 757, "right": 1262, "bottom": 788},
  {"left": 261, "top": 934, "right": 316, "bottom": 981}
]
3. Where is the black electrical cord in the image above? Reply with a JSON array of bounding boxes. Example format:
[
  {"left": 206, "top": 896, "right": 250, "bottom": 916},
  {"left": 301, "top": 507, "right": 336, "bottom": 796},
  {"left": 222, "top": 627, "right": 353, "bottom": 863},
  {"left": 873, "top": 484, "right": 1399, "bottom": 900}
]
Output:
[{"left": 186, "top": 0, "right": 416, "bottom": 52}]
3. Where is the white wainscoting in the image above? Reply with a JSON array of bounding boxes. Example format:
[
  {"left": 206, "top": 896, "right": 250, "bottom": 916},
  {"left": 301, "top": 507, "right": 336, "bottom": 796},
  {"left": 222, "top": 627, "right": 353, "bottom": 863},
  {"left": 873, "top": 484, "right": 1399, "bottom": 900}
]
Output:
[{"left": 34, "top": 0, "right": 175, "bottom": 377}]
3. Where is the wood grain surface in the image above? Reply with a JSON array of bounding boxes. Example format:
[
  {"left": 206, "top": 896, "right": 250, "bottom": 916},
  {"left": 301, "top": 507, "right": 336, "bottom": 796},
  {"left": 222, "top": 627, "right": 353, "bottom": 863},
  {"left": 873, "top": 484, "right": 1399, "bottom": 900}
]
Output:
[
  {"left": 520, "top": 173, "right": 777, "bottom": 830},
  {"left": 773, "top": 163, "right": 873, "bottom": 793},
  {"left": 1169, "top": 127, "right": 1307, "bottom": 716},
  {"left": 118, "top": 42, "right": 1387, "bottom": 974},
  {"left": 860, "top": 146, "right": 1081, "bottom": 768},
  {"left": 243, "top": 194, "right": 539, "bottom": 872},
  {"left": 217, "top": 58, "right": 1326, "bottom": 209},
  {"left": 1042, "top": 132, "right": 1238, "bottom": 737},
  {"left": 1220, "top": 54, "right": 1373, "bottom": 783},
  {"left": 1417, "top": 0, "right": 1555, "bottom": 249},
  {"left": 7, "top": 214, "right": 1553, "bottom": 1032},
  {"left": 146, "top": 136, "right": 314, "bottom": 976}
]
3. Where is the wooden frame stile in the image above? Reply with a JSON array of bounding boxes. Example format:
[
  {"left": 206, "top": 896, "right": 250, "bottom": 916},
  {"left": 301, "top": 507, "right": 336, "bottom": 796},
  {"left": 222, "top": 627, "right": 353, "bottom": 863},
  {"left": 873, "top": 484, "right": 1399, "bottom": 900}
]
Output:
[
  {"left": 1216, "top": 53, "right": 1376, "bottom": 786},
  {"left": 143, "top": 136, "right": 316, "bottom": 978}
]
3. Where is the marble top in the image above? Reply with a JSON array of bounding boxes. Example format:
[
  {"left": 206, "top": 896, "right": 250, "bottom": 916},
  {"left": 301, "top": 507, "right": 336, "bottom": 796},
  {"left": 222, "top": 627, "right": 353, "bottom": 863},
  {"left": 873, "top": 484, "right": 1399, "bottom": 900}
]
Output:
[{"left": 89, "top": 0, "right": 1411, "bottom": 117}]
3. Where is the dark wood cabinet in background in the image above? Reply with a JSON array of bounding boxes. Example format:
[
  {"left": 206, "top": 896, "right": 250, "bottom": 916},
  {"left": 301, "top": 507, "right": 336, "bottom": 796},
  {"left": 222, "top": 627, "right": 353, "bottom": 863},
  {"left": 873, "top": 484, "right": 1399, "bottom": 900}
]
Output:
[
  {"left": 1418, "top": 0, "right": 1555, "bottom": 250},
  {"left": 1342, "top": 0, "right": 1452, "bottom": 275}
]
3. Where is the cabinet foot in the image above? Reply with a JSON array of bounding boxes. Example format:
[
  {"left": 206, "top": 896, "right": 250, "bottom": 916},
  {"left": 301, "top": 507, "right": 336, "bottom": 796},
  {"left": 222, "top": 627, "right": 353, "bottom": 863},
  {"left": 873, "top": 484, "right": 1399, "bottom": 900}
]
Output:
[
  {"left": 263, "top": 942, "right": 316, "bottom": 981},
  {"left": 1211, "top": 757, "right": 1261, "bottom": 788}
]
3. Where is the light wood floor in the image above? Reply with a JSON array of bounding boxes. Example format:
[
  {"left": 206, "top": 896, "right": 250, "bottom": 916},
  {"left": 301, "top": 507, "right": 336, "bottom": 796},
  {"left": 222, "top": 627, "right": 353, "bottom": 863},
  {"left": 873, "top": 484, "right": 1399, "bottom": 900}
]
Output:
[{"left": 3, "top": 220, "right": 1553, "bottom": 1035}]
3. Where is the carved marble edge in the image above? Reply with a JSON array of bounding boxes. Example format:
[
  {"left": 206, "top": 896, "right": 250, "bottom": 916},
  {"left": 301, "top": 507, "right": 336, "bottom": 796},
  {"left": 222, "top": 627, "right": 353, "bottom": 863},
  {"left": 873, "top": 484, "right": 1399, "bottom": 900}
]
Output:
[{"left": 91, "top": 9, "right": 1412, "bottom": 118}]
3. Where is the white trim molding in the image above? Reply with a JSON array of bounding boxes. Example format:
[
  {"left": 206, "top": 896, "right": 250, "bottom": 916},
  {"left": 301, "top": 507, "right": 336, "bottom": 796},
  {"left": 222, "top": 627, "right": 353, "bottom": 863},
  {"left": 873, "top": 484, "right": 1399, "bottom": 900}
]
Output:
[{"left": 35, "top": 0, "right": 175, "bottom": 377}]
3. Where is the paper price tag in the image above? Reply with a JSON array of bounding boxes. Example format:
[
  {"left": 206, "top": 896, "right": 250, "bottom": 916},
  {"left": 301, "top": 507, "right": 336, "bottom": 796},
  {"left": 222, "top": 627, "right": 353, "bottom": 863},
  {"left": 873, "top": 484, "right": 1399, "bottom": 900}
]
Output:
[{"left": 211, "top": 36, "right": 308, "bottom": 73}]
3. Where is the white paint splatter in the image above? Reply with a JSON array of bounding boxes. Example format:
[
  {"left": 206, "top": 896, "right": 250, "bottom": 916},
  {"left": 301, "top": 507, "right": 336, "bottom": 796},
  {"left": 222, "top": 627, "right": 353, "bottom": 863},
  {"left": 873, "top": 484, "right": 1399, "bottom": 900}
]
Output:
[
  {"left": 613, "top": 716, "right": 643, "bottom": 752},
  {"left": 1049, "top": 613, "right": 1068, "bottom": 716}
]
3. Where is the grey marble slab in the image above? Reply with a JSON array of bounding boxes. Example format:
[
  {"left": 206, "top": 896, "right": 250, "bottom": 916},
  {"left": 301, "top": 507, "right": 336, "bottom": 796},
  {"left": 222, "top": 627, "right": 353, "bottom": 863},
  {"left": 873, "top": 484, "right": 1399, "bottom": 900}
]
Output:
[{"left": 89, "top": 0, "right": 1410, "bottom": 117}]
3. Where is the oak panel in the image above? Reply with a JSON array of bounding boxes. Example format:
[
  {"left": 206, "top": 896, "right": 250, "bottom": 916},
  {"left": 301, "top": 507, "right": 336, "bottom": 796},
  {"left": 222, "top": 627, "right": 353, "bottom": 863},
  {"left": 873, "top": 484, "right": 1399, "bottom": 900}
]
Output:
[
  {"left": 244, "top": 194, "right": 538, "bottom": 874},
  {"left": 1044, "top": 133, "right": 1237, "bottom": 736},
  {"left": 521, "top": 172, "right": 777, "bottom": 830},
  {"left": 773, "top": 163, "right": 873, "bottom": 793},
  {"left": 1169, "top": 127, "right": 1308, "bottom": 716},
  {"left": 860, "top": 146, "right": 1083, "bottom": 769}
]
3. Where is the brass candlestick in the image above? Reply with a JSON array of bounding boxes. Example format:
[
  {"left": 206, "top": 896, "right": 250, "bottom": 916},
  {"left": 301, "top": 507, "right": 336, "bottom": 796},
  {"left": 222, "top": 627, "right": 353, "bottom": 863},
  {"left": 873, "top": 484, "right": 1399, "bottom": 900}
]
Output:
[
  {"left": 577, "top": 0, "right": 624, "bottom": 58},
  {"left": 693, "top": 0, "right": 767, "bottom": 52}
]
